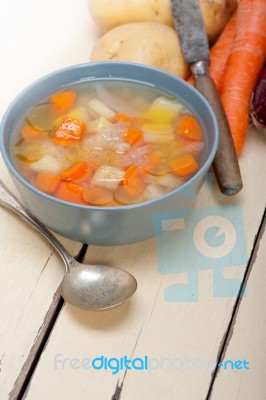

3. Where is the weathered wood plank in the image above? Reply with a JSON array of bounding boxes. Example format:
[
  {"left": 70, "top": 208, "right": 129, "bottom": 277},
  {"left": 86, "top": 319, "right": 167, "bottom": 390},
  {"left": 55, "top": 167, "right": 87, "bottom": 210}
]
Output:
[
  {"left": 0, "top": 0, "right": 98, "bottom": 398},
  {"left": 209, "top": 216, "right": 266, "bottom": 400},
  {"left": 24, "top": 128, "right": 266, "bottom": 400}
]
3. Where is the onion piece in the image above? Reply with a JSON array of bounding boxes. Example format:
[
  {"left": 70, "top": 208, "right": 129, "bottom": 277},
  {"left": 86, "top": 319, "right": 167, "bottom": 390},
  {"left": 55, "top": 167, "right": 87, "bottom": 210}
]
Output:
[
  {"left": 95, "top": 85, "right": 137, "bottom": 117},
  {"left": 30, "top": 154, "right": 63, "bottom": 174},
  {"left": 143, "top": 183, "right": 166, "bottom": 200},
  {"left": 88, "top": 98, "right": 116, "bottom": 120}
]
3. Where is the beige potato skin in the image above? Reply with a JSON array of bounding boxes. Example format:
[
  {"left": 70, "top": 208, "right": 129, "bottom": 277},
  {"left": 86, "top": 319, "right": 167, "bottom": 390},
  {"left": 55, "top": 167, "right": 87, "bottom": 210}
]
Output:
[
  {"left": 89, "top": 0, "right": 237, "bottom": 42},
  {"left": 89, "top": 0, "right": 173, "bottom": 33},
  {"left": 90, "top": 22, "right": 188, "bottom": 79}
]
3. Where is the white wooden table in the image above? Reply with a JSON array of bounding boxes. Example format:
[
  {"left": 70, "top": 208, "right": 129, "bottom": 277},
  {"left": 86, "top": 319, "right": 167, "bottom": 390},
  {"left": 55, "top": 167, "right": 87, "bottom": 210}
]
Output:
[{"left": 0, "top": 1, "right": 265, "bottom": 399}]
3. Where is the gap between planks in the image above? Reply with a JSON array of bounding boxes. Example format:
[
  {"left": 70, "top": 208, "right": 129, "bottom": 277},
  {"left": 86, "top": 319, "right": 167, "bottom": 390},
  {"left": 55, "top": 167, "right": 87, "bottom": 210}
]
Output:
[
  {"left": 109, "top": 208, "right": 266, "bottom": 400},
  {"left": 206, "top": 208, "right": 266, "bottom": 400},
  {"left": 9, "top": 209, "right": 266, "bottom": 400},
  {"left": 9, "top": 244, "right": 88, "bottom": 400}
]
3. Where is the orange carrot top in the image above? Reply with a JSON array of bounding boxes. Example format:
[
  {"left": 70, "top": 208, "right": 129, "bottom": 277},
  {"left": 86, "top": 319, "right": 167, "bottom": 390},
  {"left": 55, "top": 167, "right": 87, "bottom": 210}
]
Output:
[{"left": 220, "top": 0, "right": 266, "bottom": 155}]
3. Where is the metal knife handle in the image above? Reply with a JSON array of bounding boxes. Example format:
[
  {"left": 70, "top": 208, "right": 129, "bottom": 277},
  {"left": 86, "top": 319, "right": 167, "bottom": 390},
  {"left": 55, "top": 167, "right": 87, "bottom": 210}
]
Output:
[{"left": 191, "top": 61, "right": 243, "bottom": 196}]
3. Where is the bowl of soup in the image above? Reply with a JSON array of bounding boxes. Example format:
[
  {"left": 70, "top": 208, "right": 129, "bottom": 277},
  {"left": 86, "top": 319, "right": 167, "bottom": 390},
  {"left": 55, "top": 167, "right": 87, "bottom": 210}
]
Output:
[{"left": 0, "top": 62, "right": 218, "bottom": 245}]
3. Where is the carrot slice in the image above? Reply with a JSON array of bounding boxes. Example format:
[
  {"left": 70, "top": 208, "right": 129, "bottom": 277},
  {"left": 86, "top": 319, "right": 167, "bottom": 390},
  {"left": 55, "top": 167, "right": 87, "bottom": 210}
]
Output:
[
  {"left": 114, "top": 186, "right": 142, "bottom": 204},
  {"left": 62, "top": 162, "right": 88, "bottom": 182},
  {"left": 56, "top": 182, "right": 85, "bottom": 204},
  {"left": 21, "top": 124, "right": 46, "bottom": 141},
  {"left": 82, "top": 186, "right": 113, "bottom": 206},
  {"left": 175, "top": 115, "right": 203, "bottom": 141},
  {"left": 114, "top": 113, "right": 132, "bottom": 123},
  {"left": 123, "top": 127, "right": 143, "bottom": 144},
  {"left": 52, "top": 116, "right": 84, "bottom": 146},
  {"left": 144, "top": 153, "right": 170, "bottom": 176},
  {"left": 50, "top": 90, "right": 76, "bottom": 112},
  {"left": 169, "top": 154, "right": 199, "bottom": 177},
  {"left": 123, "top": 165, "right": 137, "bottom": 183},
  {"left": 35, "top": 173, "right": 60, "bottom": 194},
  {"left": 71, "top": 162, "right": 95, "bottom": 185}
]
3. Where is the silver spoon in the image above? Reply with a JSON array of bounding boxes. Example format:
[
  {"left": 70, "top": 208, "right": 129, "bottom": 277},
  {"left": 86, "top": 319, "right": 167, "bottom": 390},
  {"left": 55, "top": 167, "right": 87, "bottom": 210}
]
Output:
[{"left": 0, "top": 180, "right": 137, "bottom": 310}]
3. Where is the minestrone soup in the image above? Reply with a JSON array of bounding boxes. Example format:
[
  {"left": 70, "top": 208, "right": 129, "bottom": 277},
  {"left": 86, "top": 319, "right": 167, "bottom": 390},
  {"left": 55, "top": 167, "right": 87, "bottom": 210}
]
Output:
[{"left": 12, "top": 81, "right": 205, "bottom": 206}]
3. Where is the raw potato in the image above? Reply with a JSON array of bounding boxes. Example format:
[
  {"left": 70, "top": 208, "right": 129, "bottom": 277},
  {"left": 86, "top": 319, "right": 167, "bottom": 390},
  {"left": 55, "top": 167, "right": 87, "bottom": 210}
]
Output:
[
  {"left": 88, "top": 0, "right": 237, "bottom": 42},
  {"left": 200, "top": 0, "right": 237, "bottom": 42},
  {"left": 90, "top": 22, "right": 188, "bottom": 79},
  {"left": 89, "top": 0, "right": 173, "bottom": 33}
]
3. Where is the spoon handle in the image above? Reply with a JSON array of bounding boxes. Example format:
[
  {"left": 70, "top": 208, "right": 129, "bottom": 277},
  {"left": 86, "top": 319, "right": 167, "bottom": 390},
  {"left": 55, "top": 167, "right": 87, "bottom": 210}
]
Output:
[{"left": 0, "top": 180, "right": 73, "bottom": 269}]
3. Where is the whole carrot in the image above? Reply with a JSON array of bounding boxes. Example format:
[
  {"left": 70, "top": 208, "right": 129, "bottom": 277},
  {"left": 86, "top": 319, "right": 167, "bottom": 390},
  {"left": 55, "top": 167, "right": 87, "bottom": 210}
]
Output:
[
  {"left": 187, "top": 12, "right": 236, "bottom": 89},
  {"left": 220, "top": 0, "right": 266, "bottom": 155},
  {"left": 208, "top": 12, "right": 236, "bottom": 91}
]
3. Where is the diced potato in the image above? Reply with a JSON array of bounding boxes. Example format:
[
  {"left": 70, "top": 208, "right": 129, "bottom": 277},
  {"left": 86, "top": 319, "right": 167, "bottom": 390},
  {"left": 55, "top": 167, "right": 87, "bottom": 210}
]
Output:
[
  {"left": 88, "top": 98, "right": 116, "bottom": 120},
  {"left": 89, "top": 116, "right": 112, "bottom": 134},
  {"left": 142, "top": 96, "right": 183, "bottom": 123},
  {"left": 143, "top": 132, "right": 175, "bottom": 144},
  {"left": 142, "top": 123, "right": 173, "bottom": 135},
  {"left": 30, "top": 154, "right": 62, "bottom": 175},
  {"left": 91, "top": 165, "right": 125, "bottom": 190},
  {"left": 153, "top": 96, "right": 184, "bottom": 112},
  {"left": 143, "top": 183, "right": 166, "bottom": 200},
  {"left": 54, "top": 106, "right": 90, "bottom": 126},
  {"left": 156, "top": 174, "right": 183, "bottom": 189}
]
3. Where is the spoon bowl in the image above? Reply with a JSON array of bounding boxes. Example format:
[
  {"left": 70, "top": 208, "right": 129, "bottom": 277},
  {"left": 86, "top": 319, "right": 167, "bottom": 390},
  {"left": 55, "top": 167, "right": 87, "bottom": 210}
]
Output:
[
  {"left": 61, "top": 261, "right": 137, "bottom": 310},
  {"left": 0, "top": 180, "right": 137, "bottom": 310}
]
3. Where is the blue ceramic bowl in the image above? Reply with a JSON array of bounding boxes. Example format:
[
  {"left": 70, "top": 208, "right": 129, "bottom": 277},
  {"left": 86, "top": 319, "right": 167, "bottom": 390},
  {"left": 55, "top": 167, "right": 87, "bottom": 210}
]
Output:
[{"left": 0, "top": 62, "right": 218, "bottom": 245}]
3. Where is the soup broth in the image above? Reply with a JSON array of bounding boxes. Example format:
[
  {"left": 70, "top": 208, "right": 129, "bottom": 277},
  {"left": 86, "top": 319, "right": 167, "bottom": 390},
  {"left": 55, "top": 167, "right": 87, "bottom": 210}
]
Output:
[{"left": 12, "top": 81, "right": 205, "bottom": 206}]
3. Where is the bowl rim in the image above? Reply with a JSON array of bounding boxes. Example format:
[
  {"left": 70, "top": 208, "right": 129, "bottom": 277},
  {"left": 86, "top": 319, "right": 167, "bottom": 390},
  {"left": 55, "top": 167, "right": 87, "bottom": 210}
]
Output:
[{"left": 0, "top": 61, "right": 219, "bottom": 211}]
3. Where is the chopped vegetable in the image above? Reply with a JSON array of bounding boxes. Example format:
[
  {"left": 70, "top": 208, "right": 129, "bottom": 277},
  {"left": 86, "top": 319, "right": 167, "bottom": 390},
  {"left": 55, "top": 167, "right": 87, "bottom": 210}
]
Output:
[
  {"left": 123, "top": 164, "right": 138, "bottom": 184},
  {"left": 88, "top": 98, "right": 116, "bottom": 120},
  {"left": 123, "top": 127, "right": 143, "bottom": 144},
  {"left": 142, "top": 123, "right": 173, "bottom": 135},
  {"left": 50, "top": 90, "right": 77, "bottom": 112},
  {"left": 220, "top": 0, "right": 266, "bottom": 155},
  {"left": 250, "top": 62, "right": 266, "bottom": 129},
  {"left": 89, "top": 116, "right": 112, "bottom": 133},
  {"left": 169, "top": 154, "right": 199, "bottom": 177},
  {"left": 156, "top": 174, "right": 183, "bottom": 189},
  {"left": 175, "top": 115, "right": 203, "bottom": 141},
  {"left": 175, "top": 139, "right": 205, "bottom": 155},
  {"left": 91, "top": 165, "right": 125, "bottom": 190},
  {"left": 82, "top": 185, "right": 113, "bottom": 205},
  {"left": 115, "top": 112, "right": 132, "bottom": 123},
  {"left": 35, "top": 173, "right": 60, "bottom": 194},
  {"left": 72, "top": 163, "right": 95, "bottom": 185},
  {"left": 15, "top": 139, "right": 45, "bottom": 162},
  {"left": 56, "top": 182, "right": 85, "bottom": 204},
  {"left": 118, "top": 166, "right": 146, "bottom": 199},
  {"left": 62, "top": 162, "right": 88, "bottom": 182},
  {"left": 21, "top": 124, "right": 47, "bottom": 141},
  {"left": 144, "top": 153, "right": 170, "bottom": 176},
  {"left": 115, "top": 167, "right": 146, "bottom": 203},
  {"left": 52, "top": 116, "right": 84, "bottom": 146},
  {"left": 143, "top": 183, "right": 166, "bottom": 201},
  {"left": 30, "top": 154, "right": 62, "bottom": 174},
  {"left": 142, "top": 123, "right": 175, "bottom": 144},
  {"left": 143, "top": 131, "right": 175, "bottom": 144},
  {"left": 95, "top": 85, "right": 136, "bottom": 116},
  {"left": 142, "top": 97, "right": 182, "bottom": 124},
  {"left": 26, "top": 103, "right": 55, "bottom": 132}
]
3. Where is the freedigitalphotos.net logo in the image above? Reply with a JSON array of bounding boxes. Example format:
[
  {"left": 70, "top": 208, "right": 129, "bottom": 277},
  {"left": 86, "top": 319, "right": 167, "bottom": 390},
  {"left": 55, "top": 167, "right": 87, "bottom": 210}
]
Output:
[
  {"left": 153, "top": 174, "right": 248, "bottom": 301},
  {"left": 54, "top": 354, "right": 250, "bottom": 374}
]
